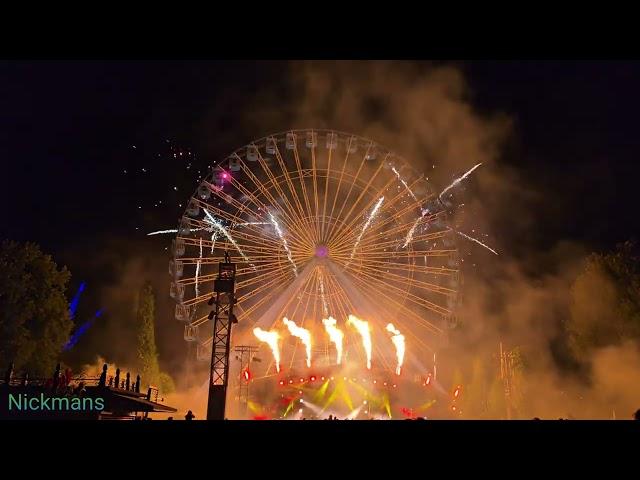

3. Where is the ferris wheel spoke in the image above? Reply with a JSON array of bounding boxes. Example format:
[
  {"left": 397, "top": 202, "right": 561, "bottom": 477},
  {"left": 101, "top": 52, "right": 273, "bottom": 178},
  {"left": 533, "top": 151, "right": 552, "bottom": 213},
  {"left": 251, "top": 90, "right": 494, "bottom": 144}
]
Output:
[
  {"left": 323, "top": 136, "right": 354, "bottom": 245},
  {"left": 310, "top": 137, "right": 322, "bottom": 244},
  {"left": 251, "top": 144, "right": 307, "bottom": 228},
  {"left": 272, "top": 140, "right": 312, "bottom": 231},
  {"left": 195, "top": 180, "right": 282, "bottom": 237},
  {"left": 328, "top": 176, "right": 426, "bottom": 252},
  {"left": 351, "top": 283, "right": 436, "bottom": 355},
  {"left": 291, "top": 139, "right": 321, "bottom": 243},
  {"left": 326, "top": 155, "right": 390, "bottom": 245},
  {"left": 349, "top": 258, "right": 457, "bottom": 276},
  {"left": 235, "top": 278, "right": 295, "bottom": 323},
  {"left": 343, "top": 266, "right": 451, "bottom": 320},
  {"left": 186, "top": 217, "right": 290, "bottom": 252},
  {"left": 324, "top": 142, "right": 372, "bottom": 244},
  {"left": 330, "top": 219, "right": 447, "bottom": 257},
  {"left": 330, "top": 203, "right": 437, "bottom": 253},
  {"left": 319, "top": 146, "right": 334, "bottom": 243},
  {"left": 336, "top": 229, "right": 450, "bottom": 256},
  {"left": 334, "top": 257, "right": 456, "bottom": 296},
  {"left": 235, "top": 263, "right": 298, "bottom": 291},
  {"left": 341, "top": 269, "right": 445, "bottom": 334},
  {"left": 228, "top": 163, "right": 316, "bottom": 251},
  {"left": 234, "top": 154, "right": 316, "bottom": 250}
]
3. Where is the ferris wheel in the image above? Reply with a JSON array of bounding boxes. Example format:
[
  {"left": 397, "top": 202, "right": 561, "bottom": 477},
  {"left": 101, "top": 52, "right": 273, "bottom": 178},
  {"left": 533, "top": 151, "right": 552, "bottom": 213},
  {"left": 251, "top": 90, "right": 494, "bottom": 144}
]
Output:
[{"left": 169, "top": 130, "right": 460, "bottom": 376}]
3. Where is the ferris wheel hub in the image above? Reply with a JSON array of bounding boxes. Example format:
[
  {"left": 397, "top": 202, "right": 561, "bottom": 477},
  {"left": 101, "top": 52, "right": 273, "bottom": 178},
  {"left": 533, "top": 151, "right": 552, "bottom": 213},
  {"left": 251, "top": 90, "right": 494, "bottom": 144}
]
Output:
[{"left": 314, "top": 245, "right": 329, "bottom": 258}]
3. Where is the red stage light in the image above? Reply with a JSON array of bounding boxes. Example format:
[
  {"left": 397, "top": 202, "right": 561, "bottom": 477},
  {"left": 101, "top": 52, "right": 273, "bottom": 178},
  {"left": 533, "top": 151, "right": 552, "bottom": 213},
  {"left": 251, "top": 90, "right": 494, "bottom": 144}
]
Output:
[
  {"left": 279, "top": 380, "right": 284, "bottom": 386},
  {"left": 300, "top": 378, "right": 305, "bottom": 382},
  {"left": 426, "top": 375, "right": 432, "bottom": 386},
  {"left": 321, "top": 376, "right": 325, "bottom": 381},
  {"left": 242, "top": 369, "right": 251, "bottom": 381},
  {"left": 454, "top": 386, "right": 461, "bottom": 398},
  {"left": 310, "top": 376, "right": 316, "bottom": 382},
  {"left": 289, "top": 380, "right": 293, "bottom": 384}
]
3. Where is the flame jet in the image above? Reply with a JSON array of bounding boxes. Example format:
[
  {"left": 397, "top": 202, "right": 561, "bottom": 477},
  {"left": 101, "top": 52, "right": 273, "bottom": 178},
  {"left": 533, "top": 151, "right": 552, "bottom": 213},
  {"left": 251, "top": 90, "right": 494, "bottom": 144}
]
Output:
[
  {"left": 347, "top": 315, "right": 372, "bottom": 370},
  {"left": 283, "top": 318, "right": 312, "bottom": 368},
  {"left": 386, "top": 323, "right": 406, "bottom": 375},
  {"left": 253, "top": 327, "right": 281, "bottom": 372},
  {"left": 322, "top": 317, "right": 344, "bottom": 365}
]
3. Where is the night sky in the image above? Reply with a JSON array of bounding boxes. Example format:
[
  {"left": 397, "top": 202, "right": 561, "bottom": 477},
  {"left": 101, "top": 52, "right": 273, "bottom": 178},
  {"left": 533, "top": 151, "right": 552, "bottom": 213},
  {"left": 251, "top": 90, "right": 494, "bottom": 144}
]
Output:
[{"left": 1, "top": 60, "right": 639, "bottom": 373}]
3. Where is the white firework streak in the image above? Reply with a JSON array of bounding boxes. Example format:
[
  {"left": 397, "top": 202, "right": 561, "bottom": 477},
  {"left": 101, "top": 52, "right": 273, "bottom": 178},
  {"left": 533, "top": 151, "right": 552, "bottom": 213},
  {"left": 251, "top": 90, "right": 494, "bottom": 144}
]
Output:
[
  {"left": 236, "top": 222, "right": 270, "bottom": 226},
  {"left": 348, "top": 196, "right": 384, "bottom": 263},
  {"left": 147, "top": 229, "right": 179, "bottom": 236},
  {"left": 267, "top": 210, "right": 298, "bottom": 276},
  {"left": 402, "top": 217, "right": 422, "bottom": 248},
  {"left": 147, "top": 227, "right": 207, "bottom": 236},
  {"left": 210, "top": 231, "right": 218, "bottom": 254},
  {"left": 319, "top": 271, "right": 329, "bottom": 317},
  {"left": 195, "top": 237, "right": 203, "bottom": 297},
  {"left": 392, "top": 166, "right": 417, "bottom": 201},
  {"left": 456, "top": 230, "right": 499, "bottom": 255},
  {"left": 203, "top": 209, "right": 253, "bottom": 265},
  {"left": 439, "top": 163, "right": 483, "bottom": 201}
]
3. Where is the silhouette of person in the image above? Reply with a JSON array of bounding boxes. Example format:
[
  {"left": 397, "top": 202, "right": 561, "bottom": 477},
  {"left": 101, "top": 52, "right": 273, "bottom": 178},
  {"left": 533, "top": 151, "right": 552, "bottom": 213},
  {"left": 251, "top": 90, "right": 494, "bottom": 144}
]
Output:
[
  {"left": 185, "top": 410, "right": 195, "bottom": 421},
  {"left": 633, "top": 409, "right": 640, "bottom": 420}
]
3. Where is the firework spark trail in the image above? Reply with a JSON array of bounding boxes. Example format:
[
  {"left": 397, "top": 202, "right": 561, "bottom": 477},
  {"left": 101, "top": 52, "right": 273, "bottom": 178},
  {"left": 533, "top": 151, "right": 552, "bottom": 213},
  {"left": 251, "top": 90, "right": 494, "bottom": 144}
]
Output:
[
  {"left": 322, "top": 317, "right": 344, "bottom": 365},
  {"left": 203, "top": 209, "right": 254, "bottom": 267},
  {"left": 347, "top": 315, "right": 372, "bottom": 370},
  {"left": 348, "top": 196, "right": 384, "bottom": 263},
  {"left": 268, "top": 210, "right": 298, "bottom": 276},
  {"left": 147, "top": 227, "right": 209, "bottom": 236},
  {"left": 402, "top": 217, "right": 422, "bottom": 248},
  {"left": 319, "top": 271, "right": 329, "bottom": 317},
  {"left": 236, "top": 222, "right": 270, "bottom": 226},
  {"left": 283, "top": 318, "right": 312, "bottom": 368},
  {"left": 195, "top": 238, "right": 203, "bottom": 297},
  {"left": 438, "top": 162, "right": 483, "bottom": 202},
  {"left": 386, "top": 323, "right": 406, "bottom": 376},
  {"left": 147, "top": 229, "right": 179, "bottom": 236},
  {"left": 210, "top": 231, "right": 218, "bottom": 254},
  {"left": 456, "top": 230, "right": 499, "bottom": 255},
  {"left": 253, "top": 327, "right": 281, "bottom": 372},
  {"left": 392, "top": 166, "right": 417, "bottom": 201}
]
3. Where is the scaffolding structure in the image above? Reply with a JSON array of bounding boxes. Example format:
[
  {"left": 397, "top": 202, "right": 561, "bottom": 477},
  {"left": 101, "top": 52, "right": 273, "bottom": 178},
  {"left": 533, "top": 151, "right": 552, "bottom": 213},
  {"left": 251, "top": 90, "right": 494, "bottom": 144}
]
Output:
[
  {"left": 499, "top": 342, "right": 516, "bottom": 420},
  {"left": 234, "top": 345, "right": 258, "bottom": 416},
  {"left": 206, "top": 252, "right": 238, "bottom": 420}
]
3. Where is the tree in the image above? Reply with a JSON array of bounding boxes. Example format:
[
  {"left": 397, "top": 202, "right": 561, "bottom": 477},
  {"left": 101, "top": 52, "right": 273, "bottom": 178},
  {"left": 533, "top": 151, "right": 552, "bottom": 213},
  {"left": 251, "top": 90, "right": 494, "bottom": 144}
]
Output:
[
  {"left": 0, "top": 240, "right": 72, "bottom": 376},
  {"left": 135, "top": 282, "right": 161, "bottom": 388},
  {"left": 567, "top": 241, "right": 640, "bottom": 357}
]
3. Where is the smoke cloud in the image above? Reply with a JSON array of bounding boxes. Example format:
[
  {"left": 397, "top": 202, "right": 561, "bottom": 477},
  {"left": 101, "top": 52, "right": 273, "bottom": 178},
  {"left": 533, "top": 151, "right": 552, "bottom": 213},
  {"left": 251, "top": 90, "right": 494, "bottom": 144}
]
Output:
[{"left": 65, "top": 61, "right": 638, "bottom": 419}]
